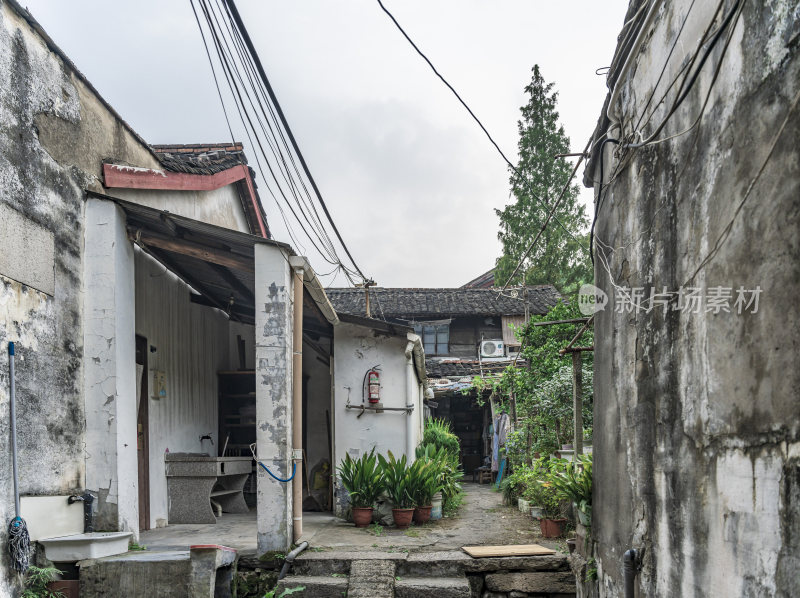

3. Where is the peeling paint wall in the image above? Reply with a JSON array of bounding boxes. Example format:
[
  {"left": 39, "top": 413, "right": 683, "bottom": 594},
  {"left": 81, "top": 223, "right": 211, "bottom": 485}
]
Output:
[
  {"left": 331, "top": 323, "right": 423, "bottom": 517},
  {"left": 134, "top": 249, "right": 229, "bottom": 528},
  {"left": 254, "top": 244, "right": 294, "bottom": 552},
  {"left": 588, "top": 1, "right": 799, "bottom": 596}
]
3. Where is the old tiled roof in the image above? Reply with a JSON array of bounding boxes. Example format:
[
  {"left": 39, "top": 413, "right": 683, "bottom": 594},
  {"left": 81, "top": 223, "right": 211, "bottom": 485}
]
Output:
[
  {"left": 151, "top": 143, "right": 249, "bottom": 175},
  {"left": 325, "top": 287, "right": 560, "bottom": 318},
  {"left": 149, "top": 142, "right": 270, "bottom": 238},
  {"left": 427, "top": 359, "right": 526, "bottom": 379}
]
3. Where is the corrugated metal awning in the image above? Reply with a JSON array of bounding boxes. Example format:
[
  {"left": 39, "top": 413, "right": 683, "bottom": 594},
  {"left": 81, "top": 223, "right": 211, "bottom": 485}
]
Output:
[{"left": 88, "top": 191, "right": 292, "bottom": 325}]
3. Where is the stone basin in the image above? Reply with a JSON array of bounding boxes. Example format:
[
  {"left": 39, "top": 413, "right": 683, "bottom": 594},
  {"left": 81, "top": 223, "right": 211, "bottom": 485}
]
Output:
[{"left": 38, "top": 531, "right": 133, "bottom": 561}]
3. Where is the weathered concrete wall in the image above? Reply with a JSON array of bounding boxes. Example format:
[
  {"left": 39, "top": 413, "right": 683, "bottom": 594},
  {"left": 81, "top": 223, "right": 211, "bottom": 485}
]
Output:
[
  {"left": 0, "top": 1, "right": 180, "bottom": 591},
  {"left": 331, "top": 323, "right": 423, "bottom": 517},
  {"left": 134, "top": 249, "right": 229, "bottom": 528},
  {"left": 588, "top": 1, "right": 799, "bottom": 596},
  {"left": 113, "top": 185, "right": 252, "bottom": 235},
  {"left": 254, "top": 244, "right": 294, "bottom": 552}
]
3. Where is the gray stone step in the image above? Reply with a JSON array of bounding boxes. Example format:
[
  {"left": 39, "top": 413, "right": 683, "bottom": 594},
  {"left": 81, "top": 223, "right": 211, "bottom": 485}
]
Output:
[
  {"left": 396, "top": 551, "right": 471, "bottom": 577},
  {"left": 293, "top": 550, "right": 406, "bottom": 576},
  {"left": 484, "top": 571, "right": 576, "bottom": 594},
  {"left": 274, "top": 574, "right": 348, "bottom": 597},
  {"left": 348, "top": 559, "right": 396, "bottom": 598},
  {"left": 394, "top": 576, "right": 472, "bottom": 598}
]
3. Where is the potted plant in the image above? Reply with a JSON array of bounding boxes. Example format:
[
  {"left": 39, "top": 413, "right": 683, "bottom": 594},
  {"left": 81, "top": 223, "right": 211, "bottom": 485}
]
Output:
[
  {"left": 337, "top": 448, "right": 385, "bottom": 527},
  {"left": 549, "top": 454, "right": 592, "bottom": 527},
  {"left": 378, "top": 451, "right": 415, "bottom": 529},
  {"left": 536, "top": 459, "right": 569, "bottom": 538},
  {"left": 409, "top": 458, "right": 441, "bottom": 524}
]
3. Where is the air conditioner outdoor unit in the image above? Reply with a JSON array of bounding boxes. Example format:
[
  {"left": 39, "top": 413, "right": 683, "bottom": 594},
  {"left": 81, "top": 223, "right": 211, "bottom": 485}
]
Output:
[{"left": 480, "top": 340, "right": 505, "bottom": 358}]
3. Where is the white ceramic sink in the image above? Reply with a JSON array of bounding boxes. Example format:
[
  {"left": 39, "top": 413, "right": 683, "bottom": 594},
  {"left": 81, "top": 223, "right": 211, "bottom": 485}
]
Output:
[{"left": 38, "top": 531, "right": 132, "bottom": 561}]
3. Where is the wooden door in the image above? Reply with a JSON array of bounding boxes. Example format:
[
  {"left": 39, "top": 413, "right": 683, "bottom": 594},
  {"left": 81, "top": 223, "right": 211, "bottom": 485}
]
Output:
[{"left": 136, "top": 336, "right": 150, "bottom": 531}]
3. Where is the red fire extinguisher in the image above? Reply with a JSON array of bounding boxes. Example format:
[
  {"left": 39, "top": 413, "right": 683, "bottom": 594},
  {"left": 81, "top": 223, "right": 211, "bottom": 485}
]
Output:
[{"left": 368, "top": 370, "right": 381, "bottom": 404}]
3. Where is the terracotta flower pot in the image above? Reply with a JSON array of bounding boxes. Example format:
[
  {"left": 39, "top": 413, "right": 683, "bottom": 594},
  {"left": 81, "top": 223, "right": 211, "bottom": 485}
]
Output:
[
  {"left": 539, "top": 517, "right": 568, "bottom": 538},
  {"left": 48, "top": 580, "right": 79, "bottom": 598},
  {"left": 413, "top": 505, "right": 432, "bottom": 524},
  {"left": 392, "top": 507, "right": 414, "bottom": 529},
  {"left": 352, "top": 506, "right": 374, "bottom": 528}
]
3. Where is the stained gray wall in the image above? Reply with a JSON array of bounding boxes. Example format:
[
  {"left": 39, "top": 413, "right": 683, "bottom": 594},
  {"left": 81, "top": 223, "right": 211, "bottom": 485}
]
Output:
[
  {"left": 0, "top": 2, "right": 161, "bottom": 593},
  {"left": 588, "top": 1, "right": 799, "bottom": 596}
]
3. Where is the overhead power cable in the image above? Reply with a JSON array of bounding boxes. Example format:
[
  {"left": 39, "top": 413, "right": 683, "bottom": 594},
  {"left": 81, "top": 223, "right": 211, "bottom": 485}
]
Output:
[
  {"left": 375, "top": 0, "right": 587, "bottom": 259},
  {"left": 223, "top": 0, "right": 367, "bottom": 282},
  {"left": 189, "top": 0, "right": 366, "bottom": 285}
]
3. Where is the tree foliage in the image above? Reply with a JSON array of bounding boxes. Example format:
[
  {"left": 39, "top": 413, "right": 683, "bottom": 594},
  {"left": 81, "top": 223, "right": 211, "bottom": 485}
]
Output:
[
  {"left": 495, "top": 65, "right": 590, "bottom": 294},
  {"left": 471, "top": 299, "right": 593, "bottom": 461}
]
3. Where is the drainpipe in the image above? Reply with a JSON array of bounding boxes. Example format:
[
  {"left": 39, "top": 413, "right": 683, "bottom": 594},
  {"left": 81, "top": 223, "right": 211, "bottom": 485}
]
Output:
[
  {"left": 623, "top": 548, "right": 638, "bottom": 598},
  {"left": 292, "top": 266, "right": 304, "bottom": 542},
  {"left": 405, "top": 341, "right": 416, "bottom": 462}
]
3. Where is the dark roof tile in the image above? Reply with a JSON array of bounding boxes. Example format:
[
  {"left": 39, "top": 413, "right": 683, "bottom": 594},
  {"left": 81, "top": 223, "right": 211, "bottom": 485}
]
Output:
[{"left": 326, "top": 287, "right": 560, "bottom": 318}]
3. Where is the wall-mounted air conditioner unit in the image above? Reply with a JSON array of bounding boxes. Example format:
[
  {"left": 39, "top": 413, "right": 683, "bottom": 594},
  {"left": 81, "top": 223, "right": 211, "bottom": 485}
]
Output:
[{"left": 480, "top": 340, "right": 505, "bottom": 358}]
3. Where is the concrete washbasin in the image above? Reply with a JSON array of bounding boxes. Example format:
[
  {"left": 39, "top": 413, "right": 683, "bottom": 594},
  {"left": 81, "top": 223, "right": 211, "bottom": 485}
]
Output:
[{"left": 38, "top": 531, "right": 132, "bottom": 561}]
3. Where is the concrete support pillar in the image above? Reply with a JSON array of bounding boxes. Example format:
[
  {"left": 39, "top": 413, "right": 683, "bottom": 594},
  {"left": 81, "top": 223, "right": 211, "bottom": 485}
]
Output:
[
  {"left": 254, "top": 244, "right": 294, "bottom": 553},
  {"left": 82, "top": 198, "right": 138, "bottom": 534}
]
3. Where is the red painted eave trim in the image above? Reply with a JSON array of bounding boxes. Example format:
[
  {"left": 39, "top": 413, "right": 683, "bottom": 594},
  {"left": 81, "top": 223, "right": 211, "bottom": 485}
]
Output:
[
  {"left": 103, "top": 163, "right": 267, "bottom": 238},
  {"left": 104, "top": 163, "right": 248, "bottom": 192}
]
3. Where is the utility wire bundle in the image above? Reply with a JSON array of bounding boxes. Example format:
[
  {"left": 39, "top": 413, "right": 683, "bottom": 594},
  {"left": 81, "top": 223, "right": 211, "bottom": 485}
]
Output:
[{"left": 190, "top": 0, "right": 366, "bottom": 287}]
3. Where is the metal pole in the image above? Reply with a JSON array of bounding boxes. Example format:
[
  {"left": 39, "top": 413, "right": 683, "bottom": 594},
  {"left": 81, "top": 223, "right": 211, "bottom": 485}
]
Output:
[
  {"left": 572, "top": 351, "right": 583, "bottom": 456},
  {"left": 9, "top": 342, "right": 20, "bottom": 518},
  {"left": 292, "top": 269, "right": 304, "bottom": 542}
]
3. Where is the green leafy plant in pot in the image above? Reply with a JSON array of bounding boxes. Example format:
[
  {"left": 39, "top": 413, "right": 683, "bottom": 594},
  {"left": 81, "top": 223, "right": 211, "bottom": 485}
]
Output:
[
  {"left": 378, "top": 451, "right": 415, "bottom": 529},
  {"left": 534, "top": 458, "right": 570, "bottom": 538},
  {"left": 408, "top": 457, "right": 442, "bottom": 524},
  {"left": 337, "top": 448, "right": 385, "bottom": 527},
  {"left": 548, "top": 453, "right": 592, "bottom": 527}
]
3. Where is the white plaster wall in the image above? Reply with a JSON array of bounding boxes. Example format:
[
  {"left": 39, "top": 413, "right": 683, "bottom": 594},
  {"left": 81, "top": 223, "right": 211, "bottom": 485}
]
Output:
[
  {"left": 83, "top": 199, "right": 138, "bottom": 534},
  {"left": 134, "top": 249, "right": 229, "bottom": 528},
  {"left": 332, "top": 324, "right": 418, "bottom": 469},
  {"left": 113, "top": 186, "right": 251, "bottom": 234}
]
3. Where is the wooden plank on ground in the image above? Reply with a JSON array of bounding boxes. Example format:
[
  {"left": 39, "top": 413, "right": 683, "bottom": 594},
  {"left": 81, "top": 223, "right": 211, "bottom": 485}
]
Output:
[{"left": 462, "top": 544, "right": 556, "bottom": 558}]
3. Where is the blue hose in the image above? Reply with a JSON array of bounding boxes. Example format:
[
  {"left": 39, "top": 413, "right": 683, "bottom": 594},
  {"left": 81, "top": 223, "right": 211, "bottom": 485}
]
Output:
[{"left": 258, "top": 460, "right": 296, "bottom": 483}]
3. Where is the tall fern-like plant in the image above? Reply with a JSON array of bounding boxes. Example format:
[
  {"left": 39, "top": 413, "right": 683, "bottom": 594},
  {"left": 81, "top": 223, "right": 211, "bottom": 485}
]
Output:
[
  {"left": 378, "top": 451, "right": 415, "bottom": 508},
  {"left": 337, "top": 448, "right": 385, "bottom": 508}
]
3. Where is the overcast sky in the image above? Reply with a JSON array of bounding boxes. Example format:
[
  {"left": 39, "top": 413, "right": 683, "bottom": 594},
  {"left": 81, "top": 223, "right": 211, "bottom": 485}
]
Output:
[{"left": 24, "top": 0, "right": 628, "bottom": 287}]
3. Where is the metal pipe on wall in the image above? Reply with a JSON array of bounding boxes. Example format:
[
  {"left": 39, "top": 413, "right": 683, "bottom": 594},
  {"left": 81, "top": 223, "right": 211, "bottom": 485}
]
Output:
[
  {"left": 623, "top": 548, "right": 638, "bottom": 598},
  {"left": 292, "top": 267, "right": 304, "bottom": 542},
  {"left": 405, "top": 342, "right": 416, "bottom": 462}
]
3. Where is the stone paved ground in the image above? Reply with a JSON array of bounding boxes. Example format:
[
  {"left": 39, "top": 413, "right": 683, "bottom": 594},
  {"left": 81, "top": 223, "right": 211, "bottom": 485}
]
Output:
[
  {"left": 299, "top": 482, "right": 567, "bottom": 553},
  {"left": 139, "top": 481, "right": 568, "bottom": 555}
]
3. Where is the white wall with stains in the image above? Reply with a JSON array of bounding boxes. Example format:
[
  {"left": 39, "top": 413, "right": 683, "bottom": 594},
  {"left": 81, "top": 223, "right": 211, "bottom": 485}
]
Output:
[
  {"left": 113, "top": 185, "right": 251, "bottom": 235},
  {"left": 331, "top": 322, "right": 424, "bottom": 516},
  {"left": 134, "top": 248, "right": 230, "bottom": 529}
]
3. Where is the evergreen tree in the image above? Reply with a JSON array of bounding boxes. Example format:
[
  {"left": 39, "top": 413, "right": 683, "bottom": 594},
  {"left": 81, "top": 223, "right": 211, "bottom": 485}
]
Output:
[{"left": 495, "top": 65, "right": 590, "bottom": 294}]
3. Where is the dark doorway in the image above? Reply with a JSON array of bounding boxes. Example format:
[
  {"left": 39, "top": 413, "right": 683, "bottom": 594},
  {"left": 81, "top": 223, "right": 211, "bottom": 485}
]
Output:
[{"left": 136, "top": 335, "right": 150, "bottom": 531}]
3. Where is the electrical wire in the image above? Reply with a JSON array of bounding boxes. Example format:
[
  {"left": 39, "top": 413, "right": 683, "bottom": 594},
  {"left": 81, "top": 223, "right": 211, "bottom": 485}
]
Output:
[
  {"left": 190, "top": 0, "right": 368, "bottom": 285},
  {"left": 376, "top": 0, "right": 587, "bottom": 254},
  {"left": 223, "top": 0, "right": 368, "bottom": 281}
]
